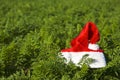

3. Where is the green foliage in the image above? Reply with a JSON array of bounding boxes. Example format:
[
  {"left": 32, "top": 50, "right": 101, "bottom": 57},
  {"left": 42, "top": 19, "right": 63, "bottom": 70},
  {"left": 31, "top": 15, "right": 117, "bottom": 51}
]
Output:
[
  {"left": 0, "top": 0, "right": 120, "bottom": 79},
  {"left": 78, "top": 54, "right": 95, "bottom": 66}
]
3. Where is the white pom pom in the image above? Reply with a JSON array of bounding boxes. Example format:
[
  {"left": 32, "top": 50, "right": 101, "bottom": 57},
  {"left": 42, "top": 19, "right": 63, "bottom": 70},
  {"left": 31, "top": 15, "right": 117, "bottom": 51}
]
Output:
[{"left": 88, "top": 43, "right": 99, "bottom": 50}]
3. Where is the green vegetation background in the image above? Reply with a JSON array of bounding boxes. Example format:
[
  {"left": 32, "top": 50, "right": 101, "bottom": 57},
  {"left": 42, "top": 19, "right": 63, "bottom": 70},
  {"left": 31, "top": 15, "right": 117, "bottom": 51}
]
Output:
[{"left": 0, "top": 0, "right": 120, "bottom": 80}]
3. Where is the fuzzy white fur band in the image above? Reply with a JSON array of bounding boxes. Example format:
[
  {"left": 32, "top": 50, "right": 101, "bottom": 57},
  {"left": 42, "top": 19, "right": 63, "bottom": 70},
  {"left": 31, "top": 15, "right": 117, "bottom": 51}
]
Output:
[{"left": 61, "top": 52, "right": 106, "bottom": 68}]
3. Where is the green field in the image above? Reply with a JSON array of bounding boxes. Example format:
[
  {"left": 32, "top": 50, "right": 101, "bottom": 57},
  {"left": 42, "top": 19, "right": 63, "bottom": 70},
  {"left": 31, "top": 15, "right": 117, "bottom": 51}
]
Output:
[{"left": 0, "top": 0, "right": 120, "bottom": 79}]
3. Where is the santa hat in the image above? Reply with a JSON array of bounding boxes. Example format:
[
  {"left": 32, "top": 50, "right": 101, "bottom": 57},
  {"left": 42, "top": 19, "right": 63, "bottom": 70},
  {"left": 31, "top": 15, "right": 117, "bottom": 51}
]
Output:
[{"left": 60, "top": 22, "right": 106, "bottom": 68}]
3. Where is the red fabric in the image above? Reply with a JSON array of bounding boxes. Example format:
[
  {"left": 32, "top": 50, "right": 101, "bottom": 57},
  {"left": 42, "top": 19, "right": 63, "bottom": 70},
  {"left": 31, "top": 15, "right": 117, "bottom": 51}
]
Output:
[{"left": 61, "top": 22, "right": 103, "bottom": 52}]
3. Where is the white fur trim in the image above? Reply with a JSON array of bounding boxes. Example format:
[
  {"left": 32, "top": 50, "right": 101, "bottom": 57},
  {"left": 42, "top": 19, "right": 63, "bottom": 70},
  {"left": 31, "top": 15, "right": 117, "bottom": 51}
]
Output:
[
  {"left": 88, "top": 43, "right": 99, "bottom": 50},
  {"left": 61, "top": 52, "right": 106, "bottom": 68}
]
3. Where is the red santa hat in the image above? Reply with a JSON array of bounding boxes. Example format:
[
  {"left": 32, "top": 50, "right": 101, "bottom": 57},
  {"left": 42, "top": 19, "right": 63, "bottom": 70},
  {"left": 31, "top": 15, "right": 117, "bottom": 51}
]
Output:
[{"left": 61, "top": 22, "right": 106, "bottom": 68}]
